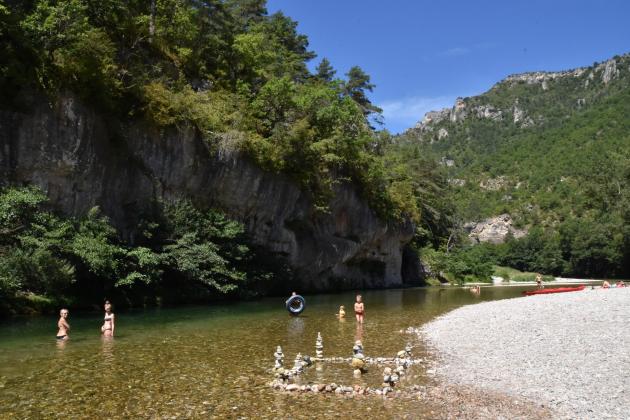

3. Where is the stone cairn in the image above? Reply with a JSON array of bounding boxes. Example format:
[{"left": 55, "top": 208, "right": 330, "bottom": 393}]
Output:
[
  {"left": 270, "top": 338, "right": 420, "bottom": 398},
  {"left": 381, "top": 343, "right": 413, "bottom": 393},
  {"left": 292, "top": 352, "right": 313, "bottom": 375},
  {"left": 315, "top": 332, "right": 324, "bottom": 360},
  {"left": 273, "top": 345, "right": 284, "bottom": 370},
  {"left": 351, "top": 340, "right": 366, "bottom": 376},
  {"left": 273, "top": 345, "right": 290, "bottom": 382}
]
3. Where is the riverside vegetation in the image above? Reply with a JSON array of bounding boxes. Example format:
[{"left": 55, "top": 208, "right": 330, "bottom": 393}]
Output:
[{"left": 0, "top": 0, "right": 448, "bottom": 314}]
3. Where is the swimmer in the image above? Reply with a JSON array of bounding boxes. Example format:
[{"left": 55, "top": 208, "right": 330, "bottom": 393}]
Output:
[
  {"left": 101, "top": 300, "right": 115, "bottom": 337},
  {"left": 617, "top": 281, "right": 626, "bottom": 288},
  {"left": 602, "top": 280, "right": 611, "bottom": 289},
  {"left": 354, "top": 294, "right": 364, "bottom": 324},
  {"left": 337, "top": 305, "right": 346, "bottom": 319},
  {"left": 535, "top": 274, "right": 544, "bottom": 290},
  {"left": 56, "top": 309, "right": 70, "bottom": 340}
]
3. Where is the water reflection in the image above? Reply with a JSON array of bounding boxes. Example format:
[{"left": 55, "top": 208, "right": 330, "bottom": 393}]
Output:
[
  {"left": 55, "top": 338, "right": 68, "bottom": 351},
  {"left": 101, "top": 336, "right": 115, "bottom": 363},
  {"left": 354, "top": 322, "right": 364, "bottom": 342},
  {"left": 287, "top": 316, "right": 304, "bottom": 337}
]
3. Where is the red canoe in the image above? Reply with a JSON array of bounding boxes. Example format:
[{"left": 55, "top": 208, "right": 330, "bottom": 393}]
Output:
[{"left": 523, "top": 285, "right": 585, "bottom": 296}]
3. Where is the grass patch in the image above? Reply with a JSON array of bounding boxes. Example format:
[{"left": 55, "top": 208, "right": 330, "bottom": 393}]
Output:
[{"left": 493, "top": 266, "right": 555, "bottom": 282}]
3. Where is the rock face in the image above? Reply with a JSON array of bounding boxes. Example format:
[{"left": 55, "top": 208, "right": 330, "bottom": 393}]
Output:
[
  {"left": 450, "top": 97, "right": 467, "bottom": 122},
  {"left": 465, "top": 214, "right": 527, "bottom": 244},
  {"left": 598, "top": 58, "right": 619, "bottom": 84},
  {"left": 473, "top": 104, "right": 502, "bottom": 121},
  {"left": 0, "top": 94, "right": 421, "bottom": 291}
]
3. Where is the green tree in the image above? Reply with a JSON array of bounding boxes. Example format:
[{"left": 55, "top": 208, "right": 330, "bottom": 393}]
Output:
[
  {"left": 315, "top": 57, "right": 335, "bottom": 82},
  {"left": 344, "top": 65, "right": 383, "bottom": 121}
]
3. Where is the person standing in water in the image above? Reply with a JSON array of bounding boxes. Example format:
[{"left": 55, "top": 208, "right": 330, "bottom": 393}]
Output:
[
  {"left": 56, "top": 309, "right": 70, "bottom": 340},
  {"left": 101, "top": 300, "right": 115, "bottom": 337},
  {"left": 354, "top": 294, "right": 364, "bottom": 324}
]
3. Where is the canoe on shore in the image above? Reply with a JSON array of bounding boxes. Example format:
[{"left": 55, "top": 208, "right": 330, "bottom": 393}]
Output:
[{"left": 523, "top": 285, "right": 585, "bottom": 296}]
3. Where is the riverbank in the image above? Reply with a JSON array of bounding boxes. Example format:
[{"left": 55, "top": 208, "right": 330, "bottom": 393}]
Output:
[
  {"left": 420, "top": 288, "right": 630, "bottom": 418},
  {"left": 464, "top": 277, "right": 604, "bottom": 286}
]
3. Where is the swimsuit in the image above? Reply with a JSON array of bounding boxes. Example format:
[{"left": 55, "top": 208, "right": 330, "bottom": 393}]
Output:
[
  {"left": 102, "top": 314, "right": 113, "bottom": 330},
  {"left": 56, "top": 335, "right": 66, "bottom": 340}
]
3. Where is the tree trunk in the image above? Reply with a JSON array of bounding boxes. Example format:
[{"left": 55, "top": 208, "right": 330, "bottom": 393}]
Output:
[{"left": 149, "top": 0, "right": 156, "bottom": 43}]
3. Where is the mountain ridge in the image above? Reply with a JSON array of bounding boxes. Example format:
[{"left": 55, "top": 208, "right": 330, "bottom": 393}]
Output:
[
  {"left": 408, "top": 52, "right": 629, "bottom": 138},
  {"left": 399, "top": 51, "right": 630, "bottom": 278}
]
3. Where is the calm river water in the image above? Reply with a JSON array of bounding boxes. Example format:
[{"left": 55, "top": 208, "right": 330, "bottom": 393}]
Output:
[{"left": 0, "top": 286, "right": 533, "bottom": 418}]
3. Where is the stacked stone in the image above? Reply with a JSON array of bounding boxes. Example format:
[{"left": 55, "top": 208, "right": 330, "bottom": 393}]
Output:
[
  {"left": 273, "top": 346, "right": 290, "bottom": 383},
  {"left": 288, "top": 352, "right": 313, "bottom": 378},
  {"left": 315, "top": 332, "right": 323, "bottom": 359},
  {"left": 393, "top": 343, "right": 413, "bottom": 379},
  {"left": 291, "top": 352, "right": 304, "bottom": 375},
  {"left": 382, "top": 367, "right": 396, "bottom": 394},
  {"left": 273, "top": 345, "right": 284, "bottom": 370},
  {"left": 351, "top": 340, "right": 366, "bottom": 375}
]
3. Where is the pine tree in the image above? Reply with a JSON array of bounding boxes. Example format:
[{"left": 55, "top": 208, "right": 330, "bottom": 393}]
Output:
[
  {"left": 344, "top": 65, "right": 382, "bottom": 121},
  {"left": 315, "top": 57, "right": 335, "bottom": 82}
]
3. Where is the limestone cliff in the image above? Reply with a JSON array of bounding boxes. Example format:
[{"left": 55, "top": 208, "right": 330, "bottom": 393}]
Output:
[{"left": 0, "top": 94, "right": 421, "bottom": 292}]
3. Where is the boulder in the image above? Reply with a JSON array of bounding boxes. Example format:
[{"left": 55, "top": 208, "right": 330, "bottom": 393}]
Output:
[{"left": 466, "top": 214, "right": 527, "bottom": 244}]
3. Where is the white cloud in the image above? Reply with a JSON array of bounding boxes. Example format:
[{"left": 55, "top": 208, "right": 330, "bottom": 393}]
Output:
[
  {"left": 439, "top": 47, "right": 471, "bottom": 57},
  {"left": 437, "top": 42, "right": 497, "bottom": 58},
  {"left": 379, "top": 95, "right": 456, "bottom": 133}
]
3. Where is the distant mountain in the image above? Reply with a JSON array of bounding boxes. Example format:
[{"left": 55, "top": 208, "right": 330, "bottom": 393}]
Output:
[
  {"left": 398, "top": 53, "right": 630, "bottom": 278},
  {"left": 402, "top": 53, "right": 630, "bottom": 227}
]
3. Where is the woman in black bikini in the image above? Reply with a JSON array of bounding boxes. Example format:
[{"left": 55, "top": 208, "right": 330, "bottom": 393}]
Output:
[
  {"left": 56, "top": 309, "right": 70, "bottom": 340},
  {"left": 101, "top": 301, "right": 115, "bottom": 337}
]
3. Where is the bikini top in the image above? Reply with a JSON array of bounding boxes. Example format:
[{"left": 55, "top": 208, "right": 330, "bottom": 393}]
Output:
[{"left": 104, "top": 313, "right": 113, "bottom": 321}]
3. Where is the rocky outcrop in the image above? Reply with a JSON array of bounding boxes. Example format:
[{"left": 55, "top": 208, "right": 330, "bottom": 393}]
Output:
[
  {"left": 0, "top": 94, "right": 421, "bottom": 292},
  {"left": 474, "top": 104, "right": 502, "bottom": 121},
  {"left": 598, "top": 59, "right": 619, "bottom": 84},
  {"left": 450, "top": 97, "right": 467, "bottom": 122},
  {"left": 512, "top": 100, "right": 534, "bottom": 127},
  {"left": 465, "top": 214, "right": 527, "bottom": 244},
  {"left": 479, "top": 176, "right": 508, "bottom": 191},
  {"left": 504, "top": 67, "right": 587, "bottom": 86},
  {"left": 414, "top": 109, "right": 450, "bottom": 131},
  {"left": 440, "top": 157, "right": 455, "bottom": 167}
]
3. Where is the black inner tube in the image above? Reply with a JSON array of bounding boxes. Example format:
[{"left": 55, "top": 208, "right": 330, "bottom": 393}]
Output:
[{"left": 286, "top": 295, "right": 305, "bottom": 315}]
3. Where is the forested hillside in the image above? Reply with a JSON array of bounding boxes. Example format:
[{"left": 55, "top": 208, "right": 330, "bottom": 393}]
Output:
[
  {"left": 401, "top": 54, "right": 630, "bottom": 280},
  {"left": 0, "top": 0, "right": 447, "bottom": 314}
]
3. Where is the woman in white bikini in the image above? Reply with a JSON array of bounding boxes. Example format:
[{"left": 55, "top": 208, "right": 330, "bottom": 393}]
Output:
[{"left": 101, "top": 301, "right": 115, "bottom": 337}]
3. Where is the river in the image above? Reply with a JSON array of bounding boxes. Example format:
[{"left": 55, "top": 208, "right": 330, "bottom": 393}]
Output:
[{"left": 0, "top": 286, "right": 534, "bottom": 418}]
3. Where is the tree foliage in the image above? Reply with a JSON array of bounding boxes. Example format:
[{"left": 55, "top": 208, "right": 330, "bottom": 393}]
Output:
[
  {"left": 0, "top": 187, "right": 263, "bottom": 313},
  {"left": 0, "top": 0, "right": 438, "bottom": 226}
]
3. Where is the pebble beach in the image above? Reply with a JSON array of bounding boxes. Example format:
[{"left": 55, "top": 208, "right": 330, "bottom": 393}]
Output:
[{"left": 421, "top": 288, "right": 630, "bottom": 419}]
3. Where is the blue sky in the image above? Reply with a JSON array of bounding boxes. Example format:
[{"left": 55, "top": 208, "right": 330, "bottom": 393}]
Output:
[{"left": 266, "top": 0, "right": 630, "bottom": 133}]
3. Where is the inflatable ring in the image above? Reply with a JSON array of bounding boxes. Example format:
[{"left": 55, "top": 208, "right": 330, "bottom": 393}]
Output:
[{"left": 286, "top": 295, "right": 305, "bottom": 315}]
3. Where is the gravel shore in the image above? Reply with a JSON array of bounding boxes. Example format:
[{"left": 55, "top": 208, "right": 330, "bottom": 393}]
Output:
[{"left": 420, "top": 288, "right": 630, "bottom": 419}]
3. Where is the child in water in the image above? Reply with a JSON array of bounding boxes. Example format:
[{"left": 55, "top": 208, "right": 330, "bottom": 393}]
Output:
[
  {"left": 337, "top": 305, "right": 346, "bottom": 319},
  {"left": 354, "top": 295, "right": 364, "bottom": 324}
]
